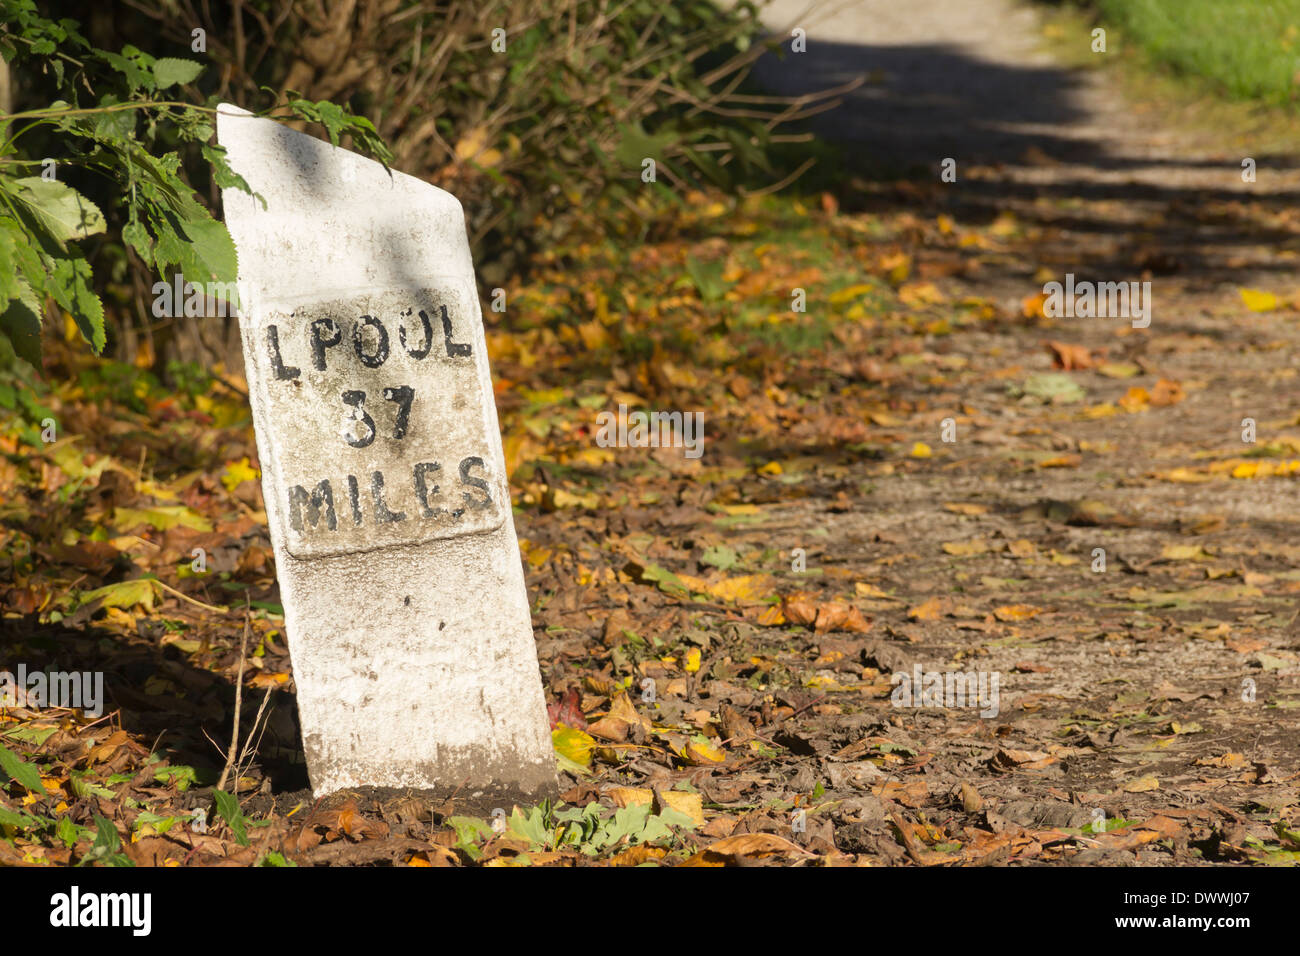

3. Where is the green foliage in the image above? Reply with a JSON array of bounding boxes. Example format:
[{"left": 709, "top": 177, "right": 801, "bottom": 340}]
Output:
[
  {"left": 0, "top": 0, "right": 390, "bottom": 370},
  {"left": 448, "top": 800, "right": 695, "bottom": 861},
  {"left": 78, "top": 814, "right": 133, "bottom": 866},
  {"left": 212, "top": 788, "right": 249, "bottom": 845},
  {"left": 125, "top": 0, "right": 822, "bottom": 269},
  {"left": 0, "top": 741, "right": 44, "bottom": 791},
  {"left": 257, "top": 850, "right": 297, "bottom": 867},
  {"left": 1093, "top": 0, "right": 1300, "bottom": 106}
]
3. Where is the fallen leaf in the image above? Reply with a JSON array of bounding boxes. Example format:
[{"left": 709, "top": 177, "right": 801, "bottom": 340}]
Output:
[
  {"left": 993, "top": 604, "right": 1042, "bottom": 622},
  {"left": 908, "top": 597, "right": 946, "bottom": 620},
  {"left": 1240, "top": 288, "right": 1279, "bottom": 312},
  {"left": 1044, "top": 340, "right": 1093, "bottom": 370},
  {"left": 680, "top": 833, "right": 813, "bottom": 867}
]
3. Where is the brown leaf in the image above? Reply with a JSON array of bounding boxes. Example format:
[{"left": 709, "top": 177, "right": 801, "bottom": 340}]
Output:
[
  {"left": 781, "top": 593, "right": 820, "bottom": 627},
  {"left": 991, "top": 748, "right": 1056, "bottom": 771},
  {"left": 680, "top": 832, "right": 814, "bottom": 867},
  {"left": 1149, "top": 378, "right": 1185, "bottom": 407},
  {"left": 813, "top": 602, "right": 872, "bottom": 634},
  {"left": 907, "top": 597, "right": 946, "bottom": 620},
  {"left": 1044, "top": 340, "right": 1093, "bottom": 370},
  {"left": 547, "top": 686, "right": 586, "bottom": 730}
]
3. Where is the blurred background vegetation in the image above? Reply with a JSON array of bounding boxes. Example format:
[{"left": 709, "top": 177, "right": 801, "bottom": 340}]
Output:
[
  {"left": 1049, "top": 0, "right": 1300, "bottom": 108},
  {"left": 4, "top": 0, "right": 849, "bottom": 377}
]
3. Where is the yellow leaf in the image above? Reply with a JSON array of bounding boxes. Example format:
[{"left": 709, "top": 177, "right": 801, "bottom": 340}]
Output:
[
  {"left": 855, "top": 582, "right": 891, "bottom": 598},
  {"left": 1006, "top": 539, "right": 1037, "bottom": 558},
  {"left": 683, "top": 648, "right": 702, "bottom": 673},
  {"left": 1240, "top": 288, "right": 1279, "bottom": 312},
  {"left": 78, "top": 579, "right": 157, "bottom": 612},
  {"left": 551, "top": 725, "right": 595, "bottom": 767},
  {"left": 942, "top": 538, "right": 990, "bottom": 556},
  {"left": 1038, "top": 454, "right": 1081, "bottom": 468},
  {"left": 898, "top": 282, "right": 946, "bottom": 307},
  {"left": 1082, "top": 402, "right": 1118, "bottom": 419},
  {"left": 757, "top": 461, "right": 783, "bottom": 476},
  {"left": 221, "top": 456, "right": 259, "bottom": 492},
  {"left": 1118, "top": 387, "right": 1149, "bottom": 413},
  {"left": 989, "top": 211, "right": 1019, "bottom": 237},
  {"left": 576, "top": 320, "right": 609, "bottom": 351},
  {"left": 657, "top": 790, "right": 705, "bottom": 827},
  {"left": 829, "top": 283, "right": 874, "bottom": 305},
  {"left": 545, "top": 487, "right": 600, "bottom": 510},
  {"left": 805, "top": 674, "right": 848, "bottom": 691},
  {"left": 1154, "top": 466, "right": 1212, "bottom": 483},
  {"left": 1097, "top": 362, "right": 1140, "bottom": 379},
  {"left": 453, "top": 126, "right": 503, "bottom": 167},
  {"left": 1160, "top": 543, "right": 1211, "bottom": 561},
  {"left": 112, "top": 505, "right": 212, "bottom": 533},
  {"left": 685, "top": 740, "right": 725, "bottom": 764},
  {"left": 993, "top": 604, "right": 1041, "bottom": 621},
  {"left": 910, "top": 442, "right": 932, "bottom": 459},
  {"left": 908, "top": 597, "right": 945, "bottom": 620},
  {"left": 608, "top": 786, "right": 654, "bottom": 808},
  {"left": 943, "top": 502, "right": 987, "bottom": 515},
  {"left": 1022, "top": 292, "right": 1048, "bottom": 319},
  {"left": 707, "top": 574, "right": 771, "bottom": 604},
  {"left": 671, "top": 737, "right": 725, "bottom": 765},
  {"left": 878, "top": 251, "right": 911, "bottom": 284}
]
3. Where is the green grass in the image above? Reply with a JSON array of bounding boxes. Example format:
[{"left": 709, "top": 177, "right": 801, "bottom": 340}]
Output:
[{"left": 1094, "top": 0, "right": 1300, "bottom": 107}]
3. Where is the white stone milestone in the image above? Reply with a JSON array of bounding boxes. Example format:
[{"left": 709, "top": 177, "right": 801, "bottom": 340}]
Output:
[{"left": 215, "top": 104, "right": 555, "bottom": 800}]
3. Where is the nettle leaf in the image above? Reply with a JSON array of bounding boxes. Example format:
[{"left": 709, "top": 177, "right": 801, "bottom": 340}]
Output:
[
  {"left": 0, "top": 280, "right": 44, "bottom": 368},
  {"left": 0, "top": 225, "right": 20, "bottom": 304},
  {"left": 153, "top": 57, "right": 204, "bottom": 89},
  {"left": 4, "top": 219, "right": 48, "bottom": 298},
  {"left": 0, "top": 742, "right": 45, "bottom": 792},
  {"left": 81, "top": 814, "right": 134, "bottom": 866},
  {"left": 614, "top": 121, "right": 675, "bottom": 167},
  {"left": 2, "top": 177, "right": 105, "bottom": 249},
  {"left": 0, "top": 221, "right": 46, "bottom": 366},
  {"left": 212, "top": 789, "right": 249, "bottom": 846},
  {"left": 49, "top": 256, "right": 106, "bottom": 353},
  {"left": 314, "top": 101, "right": 348, "bottom": 145},
  {"left": 121, "top": 219, "right": 153, "bottom": 267},
  {"left": 178, "top": 214, "right": 238, "bottom": 285},
  {"left": 285, "top": 97, "right": 393, "bottom": 165},
  {"left": 99, "top": 50, "right": 154, "bottom": 92},
  {"left": 91, "top": 96, "right": 137, "bottom": 141},
  {"left": 0, "top": 806, "right": 41, "bottom": 829},
  {"left": 201, "top": 145, "right": 259, "bottom": 203}
]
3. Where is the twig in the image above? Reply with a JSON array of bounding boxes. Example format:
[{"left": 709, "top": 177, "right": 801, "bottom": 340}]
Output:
[
  {"left": 153, "top": 579, "right": 229, "bottom": 614},
  {"left": 232, "top": 688, "right": 274, "bottom": 789},
  {"left": 216, "top": 597, "right": 251, "bottom": 792}
]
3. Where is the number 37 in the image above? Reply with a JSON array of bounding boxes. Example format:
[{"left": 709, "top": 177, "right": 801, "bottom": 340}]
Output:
[{"left": 340, "top": 385, "right": 413, "bottom": 448}]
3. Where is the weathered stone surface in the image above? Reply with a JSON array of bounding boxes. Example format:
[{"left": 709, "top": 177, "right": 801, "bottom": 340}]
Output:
[{"left": 216, "top": 104, "right": 555, "bottom": 799}]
